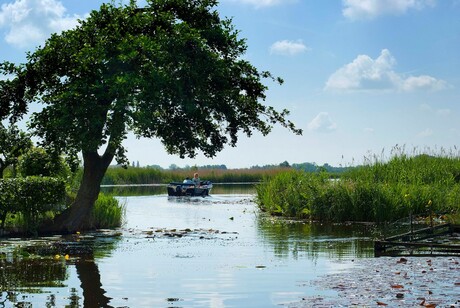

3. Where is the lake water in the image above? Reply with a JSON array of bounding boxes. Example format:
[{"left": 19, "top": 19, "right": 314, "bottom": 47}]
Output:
[{"left": 0, "top": 186, "right": 378, "bottom": 307}]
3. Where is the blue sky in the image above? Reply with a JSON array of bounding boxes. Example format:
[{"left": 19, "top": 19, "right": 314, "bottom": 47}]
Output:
[{"left": 1, "top": 0, "right": 459, "bottom": 168}]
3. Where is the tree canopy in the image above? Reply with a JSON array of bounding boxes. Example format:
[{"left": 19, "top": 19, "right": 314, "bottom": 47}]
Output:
[
  {"left": 1, "top": 0, "right": 300, "bottom": 164},
  {"left": 18, "top": 147, "right": 69, "bottom": 178},
  {"left": 0, "top": 0, "right": 301, "bottom": 233},
  {"left": 0, "top": 124, "right": 32, "bottom": 178}
]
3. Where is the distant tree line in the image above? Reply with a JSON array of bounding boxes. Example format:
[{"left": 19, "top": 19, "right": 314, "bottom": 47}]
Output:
[{"left": 141, "top": 161, "right": 351, "bottom": 173}]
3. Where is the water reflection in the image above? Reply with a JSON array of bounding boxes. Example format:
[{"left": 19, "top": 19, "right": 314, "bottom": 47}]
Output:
[
  {"left": 257, "top": 217, "right": 376, "bottom": 259},
  {"left": 0, "top": 233, "right": 121, "bottom": 307},
  {"left": 75, "top": 255, "right": 111, "bottom": 308},
  {"left": 0, "top": 192, "right": 379, "bottom": 307},
  {"left": 0, "top": 256, "right": 67, "bottom": 288}
]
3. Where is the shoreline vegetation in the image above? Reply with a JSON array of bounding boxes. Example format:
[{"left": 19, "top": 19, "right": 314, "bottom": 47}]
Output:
[
  {"left": 101, "top": 167, "right": 286, "bottom": 185},
  {"left": 256, "top": 152, "right": 460, "bottom": 224},
  {"left": 4, "top": 147, "right": 460, "bottom": 234},
  {"left": 99, "top": 161, "right": 349, "bottom": 185}
]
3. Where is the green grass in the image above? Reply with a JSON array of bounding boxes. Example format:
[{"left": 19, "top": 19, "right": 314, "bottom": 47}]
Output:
[
  {"left": 90, "top": 193, "right": 125, "bottom": 229},
  {"left": 256, "top": 151, "right": 460, "bottom": 223}
]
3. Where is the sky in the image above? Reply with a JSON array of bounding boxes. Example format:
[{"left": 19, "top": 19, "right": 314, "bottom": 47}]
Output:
[{"left": 1, "top": 0, "right": 459, "bottom": 169}]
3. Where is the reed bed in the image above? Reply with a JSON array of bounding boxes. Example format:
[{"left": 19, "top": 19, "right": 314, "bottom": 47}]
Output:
[
  {"left": 101, "top": 167, "right": 166, "bottom": 185},
  {"left": 89, "top": 193, "right": 125, "bottom": 229},
  {"left": 102, "top": 167, "right": 288, "bottom": 185},
  {"left": 256, "top": 150, "right": 460, "bottom": 223}
]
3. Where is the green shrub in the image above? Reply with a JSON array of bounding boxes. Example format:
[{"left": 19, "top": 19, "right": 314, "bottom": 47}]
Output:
[{"left": 0, "top": 177, "right": 66, "bottom": 233}]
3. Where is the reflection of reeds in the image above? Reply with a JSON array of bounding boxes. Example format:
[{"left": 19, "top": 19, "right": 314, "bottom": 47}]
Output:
[
  {"left": 256, "top": 147, "right": 460, "bottom": 223},
  {"left": 256, "top": 217, "right": 375, "bottom": 259}
]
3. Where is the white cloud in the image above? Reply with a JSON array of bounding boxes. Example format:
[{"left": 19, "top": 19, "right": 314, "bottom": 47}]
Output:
[
  {"left": 0, "top": 0, "right": 81, "bottom": 49},
  {"left": 364, "top": 127, "right": 375, "bottom": 133},
  {"left": 342, "top": 0, "right": 436, "bottom": 20},
  {"left": 325, "top": 49, "right": 448, "bottom": 92},
  {"left": 307, "top": 112, "right": 337, "bottom": 133},
  {"left": 401, "top": 75, "right": 448, "bottom": 91},
  {"left": 270, "top": 40, "right": 309, "bottom": 56}
]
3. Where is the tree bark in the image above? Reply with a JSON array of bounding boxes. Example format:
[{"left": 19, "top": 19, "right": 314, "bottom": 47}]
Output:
[{"left": 40, "top": 151, "right": 113, "bottom": 234}]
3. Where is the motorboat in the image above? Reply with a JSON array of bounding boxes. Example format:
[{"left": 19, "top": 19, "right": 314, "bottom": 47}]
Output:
[{"left": 167, "top": 180, "right": 213, "bottom": 197}]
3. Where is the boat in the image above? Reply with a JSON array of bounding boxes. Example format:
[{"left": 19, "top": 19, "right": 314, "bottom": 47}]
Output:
[{"left": 167, "top": 180, "right": 213, "bottom": 197}]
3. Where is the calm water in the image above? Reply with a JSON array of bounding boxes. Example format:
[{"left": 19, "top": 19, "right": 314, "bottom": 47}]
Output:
[{"left": 0, "top": 186, "right": 376, "bottom": 307}]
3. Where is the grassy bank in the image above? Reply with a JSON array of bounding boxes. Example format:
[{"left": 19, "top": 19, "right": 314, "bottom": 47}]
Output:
[{"left": 256, "top": 154, "right": 460, "bottom": 223}]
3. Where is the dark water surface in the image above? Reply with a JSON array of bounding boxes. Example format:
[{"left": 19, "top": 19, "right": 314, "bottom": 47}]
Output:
[{"left": 0, "top": 187, "right": 378, "bottom": 307}]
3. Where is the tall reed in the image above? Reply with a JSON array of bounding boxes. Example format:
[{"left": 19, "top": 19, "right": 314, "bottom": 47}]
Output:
[
  {"left": 256, "top": 150, "right": 460, "bottom": 223},
  {"left": 102, "top": 167, "right": 289, "bottom": 184},
  {"left": 89, "top": 193, "right": 125, "bottom": 229}
]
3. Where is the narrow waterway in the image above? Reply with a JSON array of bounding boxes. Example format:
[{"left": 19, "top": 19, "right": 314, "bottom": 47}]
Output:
[
  {"left": 3, "top": 187, "right": 457, "bottom": 307},
  {"left": 103, "top": 194, "right": 374, "bottom": 307}
]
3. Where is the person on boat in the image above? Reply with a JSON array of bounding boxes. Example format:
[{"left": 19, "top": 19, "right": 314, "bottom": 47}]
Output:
[
  {"left": 192, "top": 173, "right": 201, "bottom": 186},
  {"left": 183, "top": 177, "right": 193, "bottom": 184}
]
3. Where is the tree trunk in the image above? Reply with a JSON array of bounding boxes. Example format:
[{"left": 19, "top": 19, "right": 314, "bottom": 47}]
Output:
[{"left": 41, "top": 151, "right": 113, "bottom": 234}]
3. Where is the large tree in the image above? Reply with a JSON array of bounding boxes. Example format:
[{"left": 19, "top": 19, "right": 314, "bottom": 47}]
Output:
[{"left": 0, "top": 0, "right": 301, "bottom": 233}]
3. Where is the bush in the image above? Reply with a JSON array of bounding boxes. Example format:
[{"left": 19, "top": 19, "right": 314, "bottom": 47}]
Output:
[{"left": 0, "top": 177, "right": 66, "bottom": 233}]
